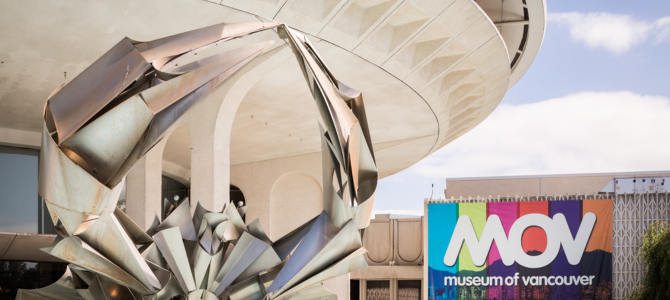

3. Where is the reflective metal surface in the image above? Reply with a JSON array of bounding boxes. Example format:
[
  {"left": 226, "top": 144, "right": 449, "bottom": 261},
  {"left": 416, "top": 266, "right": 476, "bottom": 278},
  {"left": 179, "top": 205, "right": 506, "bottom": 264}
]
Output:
[
  {"left": 29, "top": 20, "right": 378, "bottom": 300},
  {"left": 44, "top": 237, "right": 152, "bottom": 294},
  {"left": 153, "top": 227, "right": 196, "bottom": 293},
  {"left": 286, "top": 283, "right": 336, "bottom": 300},
  {"left": 229, "top": 276, "right": 267, "bottom": 300},
  {"left": 15, "top": 267, "right": 83, "bottom": 300},
  {"left": 75, "top": 210, "right": 160, "bottom": 292},
  {"left": 155, "top": 199, "right": 197, "bottom": 241}
]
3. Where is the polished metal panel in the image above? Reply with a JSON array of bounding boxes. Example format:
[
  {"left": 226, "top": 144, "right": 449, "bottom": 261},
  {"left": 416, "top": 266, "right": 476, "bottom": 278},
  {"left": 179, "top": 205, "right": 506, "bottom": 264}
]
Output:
[
  {"left": 285, "top": 283, "right": 336, "bottom": 300},
  {"left": 186, "top": 289, "right": 219, "bottom": 300},
  {"left": 29, "top": 20, "right": 377, "bottom": 300},
  {"left": 269, "top": 220, "right": 361, "bottom": 297},
  {"left": 220, "top": 202, "right": 247, "bottom": 242},
  {"left": 156, "top": 275, "right": 186, "bottom": 300},
  {"left": 45, "top": 237, "right": 152, "bottom": 294},
  {"left": 237, "top": 206, "right": 248, "bottom": 219},
  {"left": 246, "top": 219, "right": 272, "bottom": 244},
  {"left": 214, "top": 220, "right": 228, "bottom": 242},
  {"left": 193, "top": 243, "right": 212, "bottom": 289},
  {"left": 140, "top": 41, "right": 274, "bottom": 155},
  {"left": 272, "top": 215, "right": 318, "bottom": 261},
  {"left": 95, "top": 273, "right": 144, "bottom": 300},
  {"left": 229, "top": 276, "right": 267, "bottom": 300},
  {"left": 277, "top": 248, "right": 368, "bottom": 300},
  {"left": 155, "top": 199, "right": 197, "bottom": 241},
  {"left": 59, "top": 96, "right": 153, "bottom": 184},
  {"left": 141, "top": 242, "right": 168, "bottom": 270},
  {"left": 234, "top": 246, "right": 281, "bottom": 285},
  {"left": 193, "top": 202, "right": 210, "bottom": 237},
  {"left": 15, "top": 267, "right": 83, "bottom": 300},
  {"left": 141, "top": 41, "right": 274, "bottom": 114},
  {"left": 134, "top": 22, "right": 279, "bottom": 63},
  {"left": 211, "top": 232, "right": 270, "bottom": 295},
  {"left": 75, "top": 210, "right": 160, "bottom": 292},
  {"left": 153, "top": 227, "right": 197, "bottom": 293},
  {"left": 47, "top": 38, "right": 150, "bottom": 144},
  {"left": 114, "top": 207, "right": 154, "bottom": 245},
  {"left": 200, "top": 225, "right": 214, "bottom": 254},
  {"left": 266, "top": 212, "right": 340, "bottom": 294},
  {"left": 146, "top": 261, "right": 172, "bottom": 289},
  {"left": 208, "top": 248, "right": 224, "bottom": 290},
  {"left": 39, "top": 124, "right": 123, "bottom": 234}
]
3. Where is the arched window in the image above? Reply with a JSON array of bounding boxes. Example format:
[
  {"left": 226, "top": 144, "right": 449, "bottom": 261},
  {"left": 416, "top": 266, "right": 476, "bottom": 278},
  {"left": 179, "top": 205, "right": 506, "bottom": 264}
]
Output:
[
  {"left": 161, "top": 176, "right": 189, "bottom": 219},
  {"left": 230, "top": 185, "right": 245, "bottom": 208}
]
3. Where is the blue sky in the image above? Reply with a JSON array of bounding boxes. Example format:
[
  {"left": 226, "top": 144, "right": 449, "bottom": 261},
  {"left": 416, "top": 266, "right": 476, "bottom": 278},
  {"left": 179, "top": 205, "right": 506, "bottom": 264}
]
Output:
[{"left": 373, "top": 1, "right": 670, "bottom": 216}]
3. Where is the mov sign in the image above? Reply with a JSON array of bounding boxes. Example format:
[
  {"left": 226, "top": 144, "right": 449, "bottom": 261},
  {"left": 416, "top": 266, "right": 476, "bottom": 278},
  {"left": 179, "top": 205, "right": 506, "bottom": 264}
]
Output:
[{"left": 427, "top": 199, "right": 612, "bottom": 300}]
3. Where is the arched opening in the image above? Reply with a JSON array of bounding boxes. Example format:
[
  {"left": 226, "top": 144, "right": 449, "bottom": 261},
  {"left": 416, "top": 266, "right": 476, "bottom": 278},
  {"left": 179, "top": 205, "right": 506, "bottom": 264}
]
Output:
[
  {"left": 161, "top": 124, "right": 191, "bottom": 219},
  {"left": 230, "top": 184, "right": 246, "bottom": 222},
  {"left": 161, "top": 175, "right": 189, "bottom": 219},
  {"left": 230, "top": 185, "right": 245, "bottom": 208},
  {"left": 269, "top": 172, "right": 322, "bottom": 241}
]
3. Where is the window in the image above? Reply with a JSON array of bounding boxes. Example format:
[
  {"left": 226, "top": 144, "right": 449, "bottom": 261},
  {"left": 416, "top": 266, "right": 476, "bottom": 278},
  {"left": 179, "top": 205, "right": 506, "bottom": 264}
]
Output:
[
  {"left": 398, "top": 280, "right": 421, "bottom": 300},
  {"left": 0, "top": 261, "right": 67, "bottom": 300},
  {"left": 161, "top": 176, "right": 189, "bottom": 219},
  {"left": 367, "top": 280, "right": 390, "bottom": 300},
  {"left": 230, "top": 185, "right": 245, "bottom": 207},
  {"left": 0, "top": 146, "right": 53, "bottom": 234},
  {"left": 350, "top": 280, "right": 360, "bottom": 300}
]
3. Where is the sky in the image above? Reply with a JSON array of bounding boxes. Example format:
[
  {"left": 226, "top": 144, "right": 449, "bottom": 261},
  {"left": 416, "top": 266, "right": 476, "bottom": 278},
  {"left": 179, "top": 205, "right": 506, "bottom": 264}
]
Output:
[{"left": 372, "top": 0, "right": 670, "bottom": 216}]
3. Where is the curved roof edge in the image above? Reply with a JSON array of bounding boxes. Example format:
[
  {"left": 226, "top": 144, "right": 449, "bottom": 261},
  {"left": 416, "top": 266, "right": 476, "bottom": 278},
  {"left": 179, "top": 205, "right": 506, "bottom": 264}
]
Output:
[
  {"left": 475, "top": 0, "right": 547, "bottom": 89},
  {"left": 508, "top": 0, "right": 546, "bottom": 88}
]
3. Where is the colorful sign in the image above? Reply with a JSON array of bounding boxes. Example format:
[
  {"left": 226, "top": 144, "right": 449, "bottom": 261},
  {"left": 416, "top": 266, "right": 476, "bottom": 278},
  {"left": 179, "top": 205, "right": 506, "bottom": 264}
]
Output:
[{"left": 427, "top": 199, "right": 612, "bottom": 300}]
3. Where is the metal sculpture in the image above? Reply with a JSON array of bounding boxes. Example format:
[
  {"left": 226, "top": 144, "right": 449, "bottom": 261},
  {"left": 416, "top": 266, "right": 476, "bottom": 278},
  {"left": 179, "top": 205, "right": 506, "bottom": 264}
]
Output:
[{"left": 17, "top": 20, "right": 378, "bottom": 300}]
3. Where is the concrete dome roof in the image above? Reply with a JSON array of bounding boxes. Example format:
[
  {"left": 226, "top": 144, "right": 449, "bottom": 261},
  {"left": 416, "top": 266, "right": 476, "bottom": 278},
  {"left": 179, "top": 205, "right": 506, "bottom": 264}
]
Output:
[{"left": 0, "top": 0, "right": 545, "bottom": 181}]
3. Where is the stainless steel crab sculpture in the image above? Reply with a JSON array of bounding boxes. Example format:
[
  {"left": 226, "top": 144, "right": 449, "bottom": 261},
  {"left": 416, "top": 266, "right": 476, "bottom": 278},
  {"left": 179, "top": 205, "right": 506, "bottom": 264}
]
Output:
[{"left": 17, "top": 20, "right": 378, "bottom": 300}]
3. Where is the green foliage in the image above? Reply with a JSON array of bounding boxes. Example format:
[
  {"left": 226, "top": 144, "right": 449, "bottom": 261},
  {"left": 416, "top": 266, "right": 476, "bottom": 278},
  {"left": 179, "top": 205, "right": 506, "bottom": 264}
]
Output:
[{"left": 625, "top": 221, "right": 670, "bottom": 300}]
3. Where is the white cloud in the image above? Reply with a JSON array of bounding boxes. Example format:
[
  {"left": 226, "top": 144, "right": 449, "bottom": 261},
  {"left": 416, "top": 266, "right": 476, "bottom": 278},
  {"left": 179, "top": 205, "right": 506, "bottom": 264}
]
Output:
[
  {"left": 412, "top": 91, "right": 670, "bottom": 179},
  {"left": 655, "top": 16, "right": 670, "bottom": 43},
  {"left": 548, "top": 12, "right": 669, "bottom": 54}
]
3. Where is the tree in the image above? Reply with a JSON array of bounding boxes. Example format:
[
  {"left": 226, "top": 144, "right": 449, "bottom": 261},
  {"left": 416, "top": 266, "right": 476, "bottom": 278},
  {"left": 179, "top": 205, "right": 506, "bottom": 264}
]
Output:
[
  {"left": 0, "top": 261, "right": 39, "bottom": 300},
  {"left": 626, "top": 221, "right": 670, "bottom": 300}
]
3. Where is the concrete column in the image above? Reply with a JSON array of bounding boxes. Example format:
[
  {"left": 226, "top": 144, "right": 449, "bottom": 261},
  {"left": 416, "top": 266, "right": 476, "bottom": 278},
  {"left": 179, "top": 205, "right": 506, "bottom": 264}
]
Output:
[
  {"left": 324, "top": 274, "right": 350, "bottom": 300},
  {"left": 126, "top": 139, "right": 166, "bottom": 230},
  {"left": 183, "top": 45, "right": 291, "bottom": 213},
  {"left": 361, "top": 279, "right": 367, "bottom": 300},
  {"left": 185, "top": 100, "right": 228, "bottom": 213}
]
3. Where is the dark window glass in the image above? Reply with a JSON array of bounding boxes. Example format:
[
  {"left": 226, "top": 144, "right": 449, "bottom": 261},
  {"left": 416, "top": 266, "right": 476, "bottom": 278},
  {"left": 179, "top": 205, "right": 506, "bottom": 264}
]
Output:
[
  {"left": 350, "top": 280, "right": 360, "bottom": 300},
  {"left": 398, "top": 280, "right": 421, "bottom": 300},
  {"left": 230, "top": 185, "right": 245, "bottom": 207},
  {"left": 161, "top": 176, "right": 189, "bottom": 219},
  {"left": 367, "top": 280, "right": 390, "bottom": 300},
  {"left": 0, "top": 260, "right": 67, "bottom": 300},
  {"left": 0, "top": 146, "right": 41, "bottom": 233}
]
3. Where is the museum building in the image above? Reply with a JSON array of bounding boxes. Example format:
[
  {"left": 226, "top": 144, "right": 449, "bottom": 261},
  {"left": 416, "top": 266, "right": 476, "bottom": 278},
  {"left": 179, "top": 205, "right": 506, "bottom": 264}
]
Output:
[
  {"left": 351, "top": 171, "right": 669, "bottom": 300},
  {"left": 0, "top": 0, "right": 545, "bottom": 299}
]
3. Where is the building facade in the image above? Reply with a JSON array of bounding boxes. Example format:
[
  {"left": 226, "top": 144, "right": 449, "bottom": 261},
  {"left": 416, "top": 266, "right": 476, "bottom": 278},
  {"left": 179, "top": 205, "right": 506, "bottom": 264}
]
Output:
[
  {"left": 0, "top": 0, "right": 546, "bottom": 299},
  {"left": 349, "top": 171, "right": 670, "bottom": 300},
  {"left": 423, "top": 171, "right": 670, "bottom": 300}
]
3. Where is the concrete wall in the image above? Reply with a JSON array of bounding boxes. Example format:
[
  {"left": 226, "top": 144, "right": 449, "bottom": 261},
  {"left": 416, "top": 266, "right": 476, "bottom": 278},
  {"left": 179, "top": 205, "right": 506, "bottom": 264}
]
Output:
[
  {"left": 231, "top": 152, "right": 349, "bottom": 300},
  {"left": 230, "top": 153, "right": 322, "bottom": 240},
  {"left": 443, "top": 174, "right": 670, "bottom": 198},
  {"left": 362, "top": 218, "right": 423, "bottom": 267}
]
